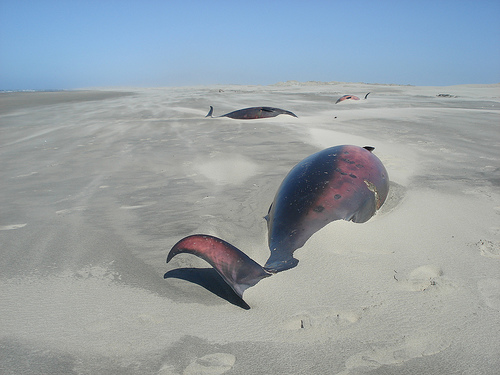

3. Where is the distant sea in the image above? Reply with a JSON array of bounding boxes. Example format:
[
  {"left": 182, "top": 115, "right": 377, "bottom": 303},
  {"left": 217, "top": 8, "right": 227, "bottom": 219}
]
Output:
[{"left": 0, "top": 89, "right": 66, "bottom": 93}]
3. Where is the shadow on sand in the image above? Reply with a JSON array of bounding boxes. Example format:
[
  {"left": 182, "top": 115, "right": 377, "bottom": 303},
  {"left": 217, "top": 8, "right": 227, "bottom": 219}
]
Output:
[{"left": 164, "top": 268, "right": 250, "bottom": 310}]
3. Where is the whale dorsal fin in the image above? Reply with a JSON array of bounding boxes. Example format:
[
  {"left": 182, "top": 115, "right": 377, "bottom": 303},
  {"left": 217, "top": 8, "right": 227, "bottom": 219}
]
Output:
[{"left": 205, "top": 106, "right": 214, "bottom": 118}]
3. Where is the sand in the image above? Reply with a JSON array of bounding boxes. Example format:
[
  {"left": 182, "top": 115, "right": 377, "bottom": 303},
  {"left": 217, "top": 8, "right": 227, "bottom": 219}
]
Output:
[{"left": 1, "top": 82, "right": 499, "bottom": 374}]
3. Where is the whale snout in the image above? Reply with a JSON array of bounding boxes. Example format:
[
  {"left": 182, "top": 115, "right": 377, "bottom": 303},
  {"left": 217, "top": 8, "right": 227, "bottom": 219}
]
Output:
[{"left": 263, "top": 256, "right": 299, "bottom": 273}]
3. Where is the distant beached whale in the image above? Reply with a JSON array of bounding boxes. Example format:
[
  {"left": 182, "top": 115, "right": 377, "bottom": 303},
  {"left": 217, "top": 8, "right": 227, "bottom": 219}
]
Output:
[
  {"left": 335, "top": 95, "right": 360, "bottom": 104},
  {"left": 166, "top": 145, "right": 389, "bottom": 306},
  {"left": 335, "top": 93, "right": 370, "bottom": 103},
  {"left": 205, "top": 106, "right": 297, "bottom": 119}
]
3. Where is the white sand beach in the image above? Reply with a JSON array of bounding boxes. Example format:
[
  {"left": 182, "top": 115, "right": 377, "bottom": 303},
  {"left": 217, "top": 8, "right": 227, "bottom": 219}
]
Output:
[{"left": 1, "top": 82, "right": 499, "bottom": 374}]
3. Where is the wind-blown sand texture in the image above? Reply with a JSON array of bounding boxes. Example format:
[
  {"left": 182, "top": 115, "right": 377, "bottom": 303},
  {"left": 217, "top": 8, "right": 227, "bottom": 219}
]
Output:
[{"left": 1, "top": 82, "right": 499, "bottom": 374}]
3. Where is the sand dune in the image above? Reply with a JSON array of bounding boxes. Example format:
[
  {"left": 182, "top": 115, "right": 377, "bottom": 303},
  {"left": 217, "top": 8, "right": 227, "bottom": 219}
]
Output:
[{"left": 1, "top": 82, "right": 499, "bottom": 374}]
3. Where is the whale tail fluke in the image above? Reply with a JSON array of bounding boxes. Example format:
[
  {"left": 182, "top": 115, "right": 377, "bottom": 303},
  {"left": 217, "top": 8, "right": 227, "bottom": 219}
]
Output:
[
  {"left": 205, "top": 106, "right": 214, "bottom": 118},
  {"left": 167, "top": 234, "right": 271, "bottom": 299}
]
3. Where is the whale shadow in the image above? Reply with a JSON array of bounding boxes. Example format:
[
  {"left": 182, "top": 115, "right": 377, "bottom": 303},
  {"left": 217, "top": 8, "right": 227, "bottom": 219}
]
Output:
[{"left": 164, "top": 268, "right": 250, "bottom": 310}]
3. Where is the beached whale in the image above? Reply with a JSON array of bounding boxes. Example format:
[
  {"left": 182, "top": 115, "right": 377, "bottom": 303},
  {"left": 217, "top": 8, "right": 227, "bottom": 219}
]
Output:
[
  {"left": 335, "top": 95, "right": 360, "bottom": 104},
  {"left": 166, "top": 145, "right": 389, "bottom": 305},
  {"left": 335, "top": 93, "right": 370, "bottom": 103},
  {"left": 205, "top": 106, "right": 297, "bottom": 119}
]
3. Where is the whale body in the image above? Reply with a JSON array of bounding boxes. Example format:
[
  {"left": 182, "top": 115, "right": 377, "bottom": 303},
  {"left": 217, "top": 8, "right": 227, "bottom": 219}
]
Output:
[
  {"left": 166, "top": 145, "right": 389, "bottom": 305},
  {"left": 206, "top": 106, "right": 297, "bottom": 119},
  {"left": 263, "top": 145, "right": 389, "bottom": 272}
]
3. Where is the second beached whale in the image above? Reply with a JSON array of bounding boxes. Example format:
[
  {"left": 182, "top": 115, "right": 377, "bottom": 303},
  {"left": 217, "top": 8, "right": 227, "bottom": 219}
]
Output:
[
  {"left": 335, "top": 93, "right": 370, "bottom": 104},
  {"left": 206, "top": 106, "right": 297, "bottom": 119},
  {"left": 166, "top": 145, "right": 389, "bottom": 305}
]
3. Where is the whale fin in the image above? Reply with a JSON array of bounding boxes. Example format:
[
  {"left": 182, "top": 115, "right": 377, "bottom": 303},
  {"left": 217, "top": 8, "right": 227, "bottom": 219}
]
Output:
[
  {"left": 364, "top": 92, "right": 371, "bottom": 99},
  {"left": 281, "top": 109, "right": 298, "bottom": 118},
  {"left": 205, "top": 106, "right": 214, "bottom": 118},
  {"left": 167, "top": 234, "right": 271, "bottom": 298}
]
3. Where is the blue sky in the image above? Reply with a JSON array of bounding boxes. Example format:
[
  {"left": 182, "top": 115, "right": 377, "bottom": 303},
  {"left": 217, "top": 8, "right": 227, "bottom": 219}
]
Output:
[{"left": 1, "top": 0, "right": 499, "bottom": 90}]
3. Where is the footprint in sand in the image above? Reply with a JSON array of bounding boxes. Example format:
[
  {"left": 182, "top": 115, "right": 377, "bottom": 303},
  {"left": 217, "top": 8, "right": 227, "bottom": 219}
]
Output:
[
  {"left": 477, "top": 278, "right": 500, "bottom": 311},
  {"left": 337, "top": 332, "right": 450, "bottom": 374},
  {"left": 182, "top": 353, "right": 236, "bottom": 375},
  {"left": 403, "top": 264, "right": 456, "bottom": 292},
  {"left": 474, "top": 239, "right": 500, "bottom": 258},
  {"left": 283, "top": 308, "right": 361, "bottom": 331},
  {"left": 0, "top": 223, "right": 27, "bottom": 230}
]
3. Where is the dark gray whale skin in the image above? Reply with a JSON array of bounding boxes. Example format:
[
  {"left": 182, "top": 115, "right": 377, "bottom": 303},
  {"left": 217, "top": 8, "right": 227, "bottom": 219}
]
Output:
[
  {"left": 206, "top": 106, "right": 297, "bottom": 119},
  {"left": 166, "top": 145, "right": 389, "bottom": 305},
  {"left": 263, "top": 145, "right": 389, "bottom": 272}
]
